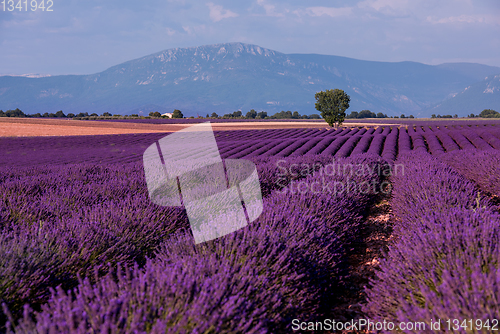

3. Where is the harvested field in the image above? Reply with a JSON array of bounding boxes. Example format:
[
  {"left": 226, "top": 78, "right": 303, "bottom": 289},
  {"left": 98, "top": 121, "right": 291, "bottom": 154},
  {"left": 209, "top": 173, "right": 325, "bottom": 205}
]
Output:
[{"left": 0, "top": 118, "right": 396, "bottom": 137}]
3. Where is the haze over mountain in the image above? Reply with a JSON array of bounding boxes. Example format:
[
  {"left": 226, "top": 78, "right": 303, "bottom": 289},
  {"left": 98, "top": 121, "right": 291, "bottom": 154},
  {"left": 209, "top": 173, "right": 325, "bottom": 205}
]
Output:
[{"left": 1, "top": 42, "right": 499, "bottom": 117}]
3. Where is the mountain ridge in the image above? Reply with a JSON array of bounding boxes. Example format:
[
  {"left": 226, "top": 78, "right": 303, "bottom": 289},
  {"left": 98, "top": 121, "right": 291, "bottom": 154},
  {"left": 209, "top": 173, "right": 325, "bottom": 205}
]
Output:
[{"left": 1, "top": 42, "right": 499, "bottom": 117}]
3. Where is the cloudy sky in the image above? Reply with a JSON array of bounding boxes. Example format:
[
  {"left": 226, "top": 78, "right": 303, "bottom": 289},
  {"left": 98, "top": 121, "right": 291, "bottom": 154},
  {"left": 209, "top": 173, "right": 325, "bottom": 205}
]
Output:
[{"left": 1, "top": 0, "right": 499, "bottom": 75}]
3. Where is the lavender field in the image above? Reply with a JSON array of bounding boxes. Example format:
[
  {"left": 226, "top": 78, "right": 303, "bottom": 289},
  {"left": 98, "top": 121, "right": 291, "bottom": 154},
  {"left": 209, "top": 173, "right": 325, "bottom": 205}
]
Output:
[{"left": 1, "top": 121, "right": 500, "bottom": 333}]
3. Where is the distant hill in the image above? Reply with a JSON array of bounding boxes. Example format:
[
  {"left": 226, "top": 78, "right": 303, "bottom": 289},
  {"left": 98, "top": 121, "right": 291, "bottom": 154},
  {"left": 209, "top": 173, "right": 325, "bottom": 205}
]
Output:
[
  {"left": 0, "top": 42, "right": 499, "bottom": 117},
  {"left": 428, "top": 74, "right": 500, "bottom": 115}
]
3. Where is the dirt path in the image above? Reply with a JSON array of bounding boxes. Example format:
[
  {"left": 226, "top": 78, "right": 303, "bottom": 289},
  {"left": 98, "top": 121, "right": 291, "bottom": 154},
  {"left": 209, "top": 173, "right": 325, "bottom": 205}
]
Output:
[{"left": 330, "top": 198, "right": 394, "bottom": 333}]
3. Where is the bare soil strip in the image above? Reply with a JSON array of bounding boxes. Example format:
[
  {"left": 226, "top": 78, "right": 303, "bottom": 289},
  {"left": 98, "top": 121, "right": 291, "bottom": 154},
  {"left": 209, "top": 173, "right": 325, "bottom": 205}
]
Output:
[
  {"left": 0, "top": 122, "right": 170, "bottom": 137},
  {"left": 0, "top": 118, "right": 396, "bottom": 137},
  {"left": 332, "top": 199, "right": 394, "bottom": 333}
]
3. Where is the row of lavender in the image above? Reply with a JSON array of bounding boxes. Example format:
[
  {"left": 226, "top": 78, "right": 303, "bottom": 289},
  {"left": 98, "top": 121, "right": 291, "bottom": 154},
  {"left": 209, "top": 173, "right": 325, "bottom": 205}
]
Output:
[
  {"left": 2, "top": 154, "right": 388, "bottom": 332},
  {"left": 0, "top": 163, "right": 188, "bottom": 325},
  {"left": 364, "top": 150, "right": 500, "bottom": 333},
  {"left": 214, "top": 123, "right": 500, "bottom": 144},
  {"left": 0, "top": 156, "right": 296, "bottom": 327},
  {"left": 216, "top": 124, "right": 500, "bottom": 160},
  {"left": 92, "top": 118, "right": 500, "bottom": 127},
  {"left": 2, "top": 123, "right": 499, "bottom": 168}
]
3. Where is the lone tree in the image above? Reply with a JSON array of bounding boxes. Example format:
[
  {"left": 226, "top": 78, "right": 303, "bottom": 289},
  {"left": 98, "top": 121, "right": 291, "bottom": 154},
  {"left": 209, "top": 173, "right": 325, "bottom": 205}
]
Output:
[{"left": 315, "top": 89, "right": 350, "bottom": 128}]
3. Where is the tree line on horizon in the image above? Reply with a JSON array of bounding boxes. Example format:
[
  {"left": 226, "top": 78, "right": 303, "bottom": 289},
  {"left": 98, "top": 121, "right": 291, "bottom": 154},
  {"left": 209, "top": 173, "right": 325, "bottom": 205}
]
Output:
[
  {"left": 346, "top": 110, "right": 390, "bottom": 119},
  {"left": 0, "top": 108, "right": 323, "bottom": 120},
  {"left": 1, "top": 107, "right": 499, "bottom": 120},
  {"left": 203, "top": 109, "right": 321, "bottom": 120}
]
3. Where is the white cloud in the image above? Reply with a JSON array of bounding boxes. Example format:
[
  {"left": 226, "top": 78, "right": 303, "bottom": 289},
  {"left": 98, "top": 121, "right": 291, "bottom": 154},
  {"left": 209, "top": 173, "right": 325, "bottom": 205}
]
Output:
[
  {"left": 296, "top": 6, "right": 352, "bottom": 18},
  {"left": 426, "top": 14, "right": 499, "bottom": 25},
  {"left": 256, "top": 0, "right": 284, "bottom": 17},
  {"left": 357, "top": 0, "right": 411, "bottom": 16},
  {"left": 182, "top": 24, "right": 207, "bottom": 35},
  {"left": 207, "top": 2, "right": 238, "bottom": 22},
  {"left": 165, "top": 27, "right": 176, "bottom": 36},
  {"left": 2, "top": 13, "right": 42, "bottom": 29}
]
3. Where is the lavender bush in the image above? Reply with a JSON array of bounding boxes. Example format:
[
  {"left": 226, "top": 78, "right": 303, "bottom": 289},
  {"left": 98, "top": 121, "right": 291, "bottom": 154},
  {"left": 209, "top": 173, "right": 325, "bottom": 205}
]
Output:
[
  {"left": 335, "top": 135, "right": 361, "bottom": 158},
  {"left": 350, "top": 134, "right": 373, "bottom": 155},
  {"left": 0, "top": 163, "right": 188, "bottom": 321},
  {"left": 433, "top": 130, "right": 460, "bottom": 152},
  {"left": 446, "top": 129, "right": 476, "bottom": 150},
  {"left": 422, "top": 132, "right": 445, "bottom": 155},
  {"left": 381, "top": 127, "right": 399, "bottom": 161},
  {"left": 365, "top": 207, "right": 500, "bottom": 333},
  {"left": 438, "top": 149, "right": 500, "bottom": 198},
  {"left": 320, "top": 136, "right": 349, "bottom": 157},
  {"left": 397, "top": 128, "right": 411, "bottom": 153},
  {"left": 365, "top": 151, "right": 499, "bottom": 333},
  {"left": 7, "top": 154, "right": 388, "bottom": 333}
]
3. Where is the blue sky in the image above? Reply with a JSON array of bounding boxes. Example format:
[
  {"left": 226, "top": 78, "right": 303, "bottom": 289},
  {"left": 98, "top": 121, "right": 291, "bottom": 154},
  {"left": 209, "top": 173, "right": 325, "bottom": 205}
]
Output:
[{"left": 1, "top": 0, "right": 499, "bottom": 75}]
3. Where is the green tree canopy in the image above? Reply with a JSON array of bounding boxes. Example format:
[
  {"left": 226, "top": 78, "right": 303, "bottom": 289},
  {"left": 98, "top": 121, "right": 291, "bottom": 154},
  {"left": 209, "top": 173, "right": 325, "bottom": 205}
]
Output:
[
  {"left": 246, "top": 109, "right": 257, "bottom": 119},
  {"left": 346, "top": 111, "right": 359, "bottom": 119},
  {"left": 271, "top": 110, "right": 293, "bottom": 119},
  {"left": 315, "top": 89, "right": 350, "bottom": 127},
  {"left": 347, "top": 110, "right": 377, "bottom": 119},
  {"left": 358, "top": 110, "right": 376, "bottom": 118},
  {"left": 211, "top": 112, "right": 219, "bottom": 118},
  {"left": 172, "top": 109, "right": 184, "bottom": 118},
  {"left": 479, "top": 109, "right": 500, "bottom": 118},
  {"left": 2, "top": 108, "right": 26, "bottom": 117},
  {"left": 256, "top": 111, "right": 267, "bottom": 119},
  {"left": 55, "top": 110, "right": 66, "bottom": 118}
]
